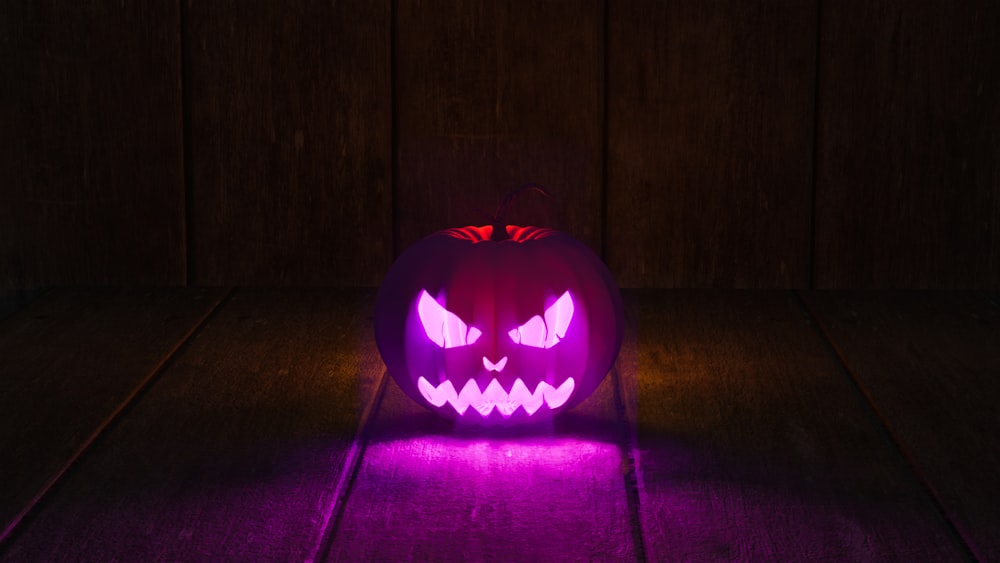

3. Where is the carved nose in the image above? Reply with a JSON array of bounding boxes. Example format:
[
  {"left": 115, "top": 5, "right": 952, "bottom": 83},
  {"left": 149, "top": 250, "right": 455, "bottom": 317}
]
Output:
[{"left": 483, "top": 356, "right": 508, "bottom": 372}]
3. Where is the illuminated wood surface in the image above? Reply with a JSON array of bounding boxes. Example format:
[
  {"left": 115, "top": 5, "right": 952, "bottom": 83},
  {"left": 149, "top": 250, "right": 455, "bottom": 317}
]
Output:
[
  {"left": 1, "top": 289, "right": 994, "bottom": 561},
  {"left": 325, "top": 352, "right": 638, "bottom": 560}
]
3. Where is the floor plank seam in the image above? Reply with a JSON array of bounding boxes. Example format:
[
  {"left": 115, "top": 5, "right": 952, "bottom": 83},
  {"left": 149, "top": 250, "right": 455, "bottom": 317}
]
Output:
[
  {"left": 307, "top": 367, "right": 390, "bottom": 563},
  {"left": 792, "top": 290, "right": 982, "bottom": 563},
  {"left": 611, "top": 364, "right": 649, "bottom": 563},
  {"left": 0, "top": 286, "right": 236, "bottom": 549}
]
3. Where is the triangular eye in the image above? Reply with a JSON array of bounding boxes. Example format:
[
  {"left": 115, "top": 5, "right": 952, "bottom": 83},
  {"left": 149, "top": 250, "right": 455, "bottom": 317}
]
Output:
[
  {"left": 508, "top": 291, "right": 574, "bottom": 348},
  {"left": 417, "top": 290, "right": 482, "bottom": 348}
]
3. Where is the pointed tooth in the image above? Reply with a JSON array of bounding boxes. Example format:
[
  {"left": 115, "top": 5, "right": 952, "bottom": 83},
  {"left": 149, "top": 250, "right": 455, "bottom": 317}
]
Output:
[
  {"left": 456, "top": 379, "right": 484, "bottom": 416},
  {"left": 483, "top": 379, "right": 506, "bottom": 400},
  {"left": 449, "top": 379, "right": 482, "bottom": 415},
  {"left": 544, "top": 377, "right": 575, "bottom": 408},
  {"left": 418, "top": 377, "right": 456, "bottom": 408},
  {"left": 486, "top": 378, "right": 518, "bottom": 417},
  {"left": 510, "top": 378, "right": 544, "bottom": 415},
  {"left": 481, "top": 379, "right": 511, "bottom": 416},
  {"left": 423, "top": 375, "right": 577, "bottom": 418}
]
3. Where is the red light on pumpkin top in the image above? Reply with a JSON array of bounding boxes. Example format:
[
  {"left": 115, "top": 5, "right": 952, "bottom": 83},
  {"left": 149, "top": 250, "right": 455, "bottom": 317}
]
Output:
[{"left": 374, "top": 186, "right": 624, "bottom": 425}]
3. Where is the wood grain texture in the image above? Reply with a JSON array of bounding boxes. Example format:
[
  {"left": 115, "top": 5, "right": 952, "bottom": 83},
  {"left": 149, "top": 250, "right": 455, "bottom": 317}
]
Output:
[
  {"left": 395, "top": 0, "right": 603, "bottom": 254},
  {"left": 815, "top": 2, "right": 1000, "bottom": 288},
  {"left": 802, "top": 291, "right": 1000, "bottom": 561},
  {"left": 607, "top": 2, "right": 816, "bottom": 288},
  {"left": 188, "top": 1, "right": 391, "bottom": 285},
  {"left": 0, "top": 1, "right": 185, "bottom": 287},
  {"left": 326, "top": 362, "right": 636, "bottom": 560},
  {"left": 0, "top": 288, "right": 224, "bottom": 539},
  {"left": 629, "top": 291, "right": 965, "bottom": 561},
  {"left": 0, "top": 290, "right": 383, "bottom": 562}
]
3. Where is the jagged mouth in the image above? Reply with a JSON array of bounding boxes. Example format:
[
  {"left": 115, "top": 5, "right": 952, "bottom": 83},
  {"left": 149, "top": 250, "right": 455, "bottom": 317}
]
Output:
[{"left": 416, "top": 376, "right": 575, "bottom": 417}]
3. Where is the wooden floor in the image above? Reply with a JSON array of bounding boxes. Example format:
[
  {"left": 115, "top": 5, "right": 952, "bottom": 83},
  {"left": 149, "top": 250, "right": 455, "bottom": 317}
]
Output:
[{"left": 0, "top": 289, "right": 997, "bottom": 562}]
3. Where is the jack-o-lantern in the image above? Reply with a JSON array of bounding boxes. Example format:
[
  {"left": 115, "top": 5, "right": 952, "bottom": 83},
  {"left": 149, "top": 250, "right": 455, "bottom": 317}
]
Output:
[{"left": 375, "top": 193, "right": 624, "bottom": 425}]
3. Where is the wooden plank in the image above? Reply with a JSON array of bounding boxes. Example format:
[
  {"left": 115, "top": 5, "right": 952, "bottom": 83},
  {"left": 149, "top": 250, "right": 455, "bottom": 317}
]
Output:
[
  {"left": 0, "top": 2, "right": 186, "bottom": 287},
  {"left": 326, "top": 357, "right": 637, "bottom": 560},
  {"left": 188, "top": 1, "right": 392, "bottom": 285},
  {"left": 814, "top": 2, "right": 1000, "bottom": 288},
  {"left": 0, "top": 288, "right": 225, "bottom": 540},
  {"left": 395, "top": 0, "right": 604, "bottom": 255},
  {"left": 0, "top": 290, "right": 383, "bottom": 561},
  {"left": 627, "top": 290, "right": 966, "bottom": 561},
  {"left": 607, "top": 2, "right": 815, "bottom": 288},
  {"left": 802, "top": 291, "right": 1000, "bottom": 561}
]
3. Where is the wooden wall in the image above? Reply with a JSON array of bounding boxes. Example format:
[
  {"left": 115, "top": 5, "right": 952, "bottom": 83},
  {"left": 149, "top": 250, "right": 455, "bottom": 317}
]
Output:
[
  {"left": 1, "top": 2, "right": 186, "bottom": 286},
  {"left": 2, "top": 1, "right": 998, "bottom": 289},
  {"left": 815, "top": 1, "right": 1000, "bottom": 288}
]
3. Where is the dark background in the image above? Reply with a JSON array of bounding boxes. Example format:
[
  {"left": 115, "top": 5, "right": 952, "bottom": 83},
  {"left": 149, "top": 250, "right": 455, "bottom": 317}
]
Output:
[{"left": 2, "top": 0, "right": 997, "bottom": 290}]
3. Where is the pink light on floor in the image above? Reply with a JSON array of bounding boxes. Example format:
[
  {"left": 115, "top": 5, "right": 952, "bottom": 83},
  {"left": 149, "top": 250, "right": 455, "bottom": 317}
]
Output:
[{"left": 417, "top": 376, "right": 575, "bottom": 417}]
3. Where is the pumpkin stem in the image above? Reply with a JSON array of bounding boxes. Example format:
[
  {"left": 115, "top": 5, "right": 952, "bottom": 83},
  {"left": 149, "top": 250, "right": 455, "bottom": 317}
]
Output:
[{"left": 491, "top": 183, "right": 552, "bottom": 241}]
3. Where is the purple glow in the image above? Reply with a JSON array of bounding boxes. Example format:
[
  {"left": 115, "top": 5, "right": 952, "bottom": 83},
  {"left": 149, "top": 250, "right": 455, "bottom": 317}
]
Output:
[
  {"left": 337, "top": 434, "right": 630, "bottom": 560},
  {"left": 417, "top": 376, "right": 575, "bottom": 417},
  {"left": 482, "top": 356, "right": 507, "bottom": 372},
  {"left": 508, "top": 291, "right": 574, "bottom": 348},
  {"left": 417, "top": 290, "right": 482, "bottom": 348},
  {"left": 410, "top": 288, "right": 586, "bottom": 420}
]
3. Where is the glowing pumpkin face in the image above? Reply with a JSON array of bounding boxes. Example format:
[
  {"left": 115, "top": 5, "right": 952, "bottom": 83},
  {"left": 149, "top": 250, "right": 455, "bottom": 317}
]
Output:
[{"left": 374, "top": 225, "right": 624, "bottom": 425}]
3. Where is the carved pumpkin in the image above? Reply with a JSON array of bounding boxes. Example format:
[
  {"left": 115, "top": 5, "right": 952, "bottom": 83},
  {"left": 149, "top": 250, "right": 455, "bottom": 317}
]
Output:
[{"left": 374, "top": 222, "right": 624, "bottom": 425}]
